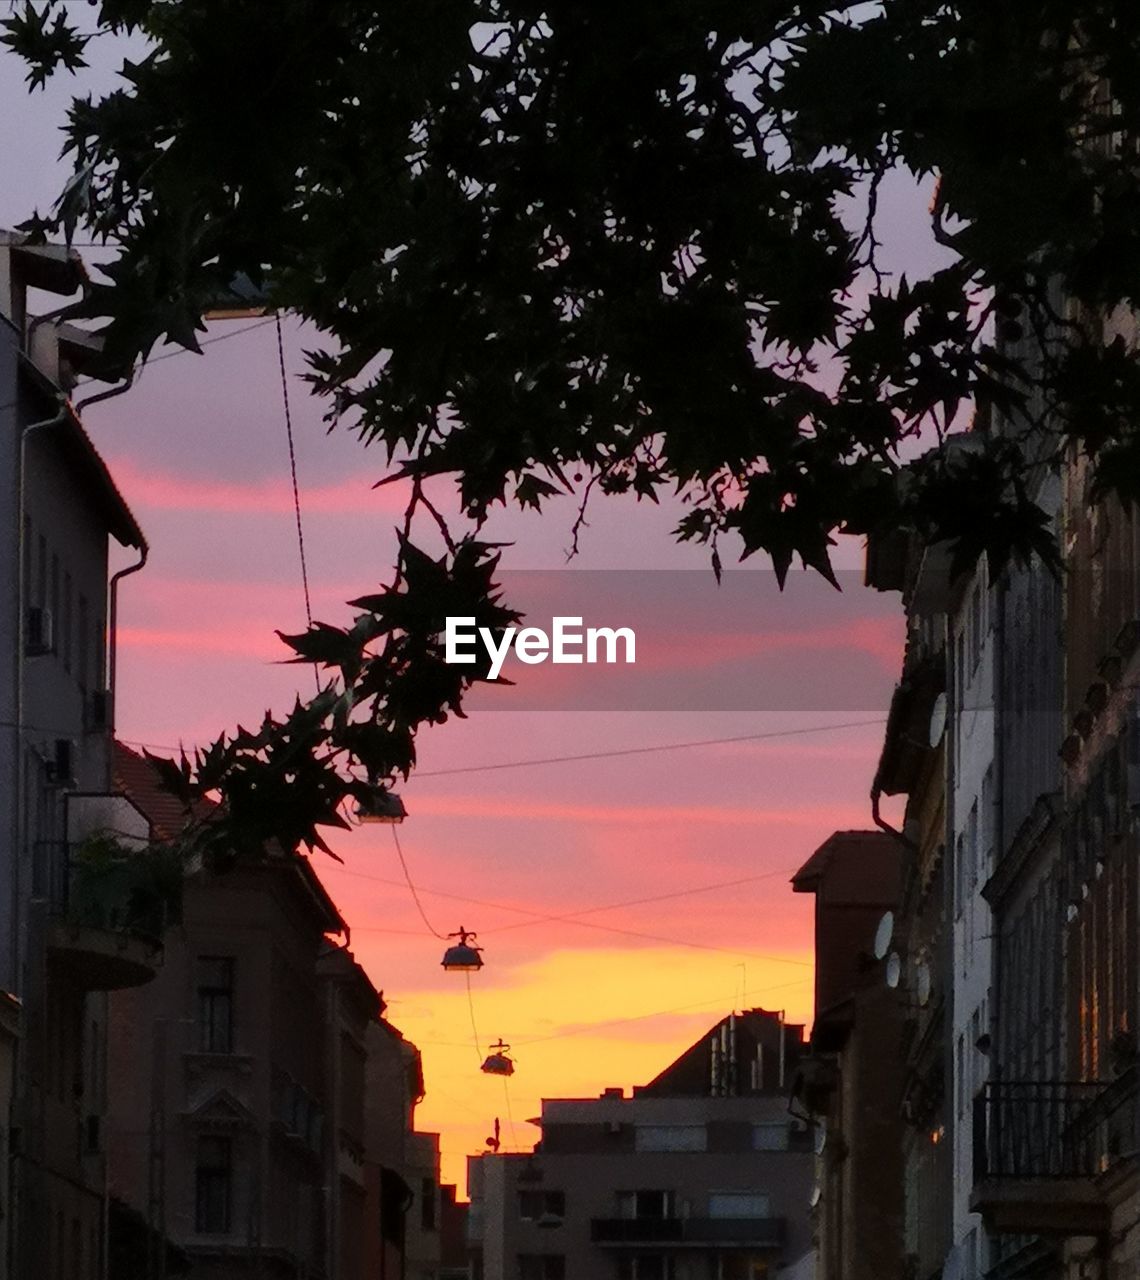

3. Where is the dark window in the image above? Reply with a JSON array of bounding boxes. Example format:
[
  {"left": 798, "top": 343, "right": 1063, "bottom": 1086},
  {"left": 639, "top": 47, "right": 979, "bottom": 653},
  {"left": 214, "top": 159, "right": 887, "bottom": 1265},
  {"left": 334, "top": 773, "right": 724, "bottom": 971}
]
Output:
[
  {"left": 617, "top": 1190, "right": 673, "bottom": 1220},
  {"left": 518, "top": 1256, "right": 565, "bottom": 1280},
  {"left": 50, "top": 553, "right": 59, "bottom": 645},
  {"left": 518, "top": 1190, "right": 566, "bottom": 1221},
  {"left": 618, "top": 1259, "right": 674, "bottom": 1280},
  {"left": 198, "top": 957, "right": 234, "bottom": 1053},
  {"left": 62, "top": 570, "right": 72, "bottom": 672},
  {"left": 195, "top": 1136, "right": 232, "bottom": 1233},
  {"left": 421, "top": 1177, "right": 436, "bottom": 1231},
  {"left": 77, "top": 595, "right": 89, "bottom": 693},
  {"left": 22, "top": 517, "right": 31, "bottom": 609}
]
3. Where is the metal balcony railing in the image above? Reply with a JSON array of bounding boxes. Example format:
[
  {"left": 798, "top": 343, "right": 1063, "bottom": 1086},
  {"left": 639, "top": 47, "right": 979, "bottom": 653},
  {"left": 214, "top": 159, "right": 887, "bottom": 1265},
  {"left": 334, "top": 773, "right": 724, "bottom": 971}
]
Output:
[
  {"left": 591, "top": 1217, "right": 785, "bottom": 1247},
  {"left": 37, "top": 836, "right": 181, "bottom": 944},
  {"left": 973, "top": 1075, "right": 1140, "bottom": 1183}
]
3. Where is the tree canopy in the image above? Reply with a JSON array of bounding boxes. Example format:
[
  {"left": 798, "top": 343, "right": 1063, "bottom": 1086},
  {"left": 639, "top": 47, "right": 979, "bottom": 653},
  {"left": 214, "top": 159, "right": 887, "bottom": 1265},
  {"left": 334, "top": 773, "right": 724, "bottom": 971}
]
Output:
[{"left": 7, "top": 0, "right": 1140, "bottom": 855}]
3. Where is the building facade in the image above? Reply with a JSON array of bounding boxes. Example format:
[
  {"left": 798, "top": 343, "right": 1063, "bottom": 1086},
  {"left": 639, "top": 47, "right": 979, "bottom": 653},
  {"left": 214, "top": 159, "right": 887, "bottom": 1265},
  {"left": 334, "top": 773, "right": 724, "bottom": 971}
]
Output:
[
  {"left": 469, "top": 1010, "right": 813, "bottom": 1280},
  {"left": 0, "top": 231, "right": 162, "bottom": 1280},
  {"left": 790, "top": 829, "right": 905, "bottom": 1280},
  {"left": 107, "top": 742, "right": 383, "bottom": 1279}
]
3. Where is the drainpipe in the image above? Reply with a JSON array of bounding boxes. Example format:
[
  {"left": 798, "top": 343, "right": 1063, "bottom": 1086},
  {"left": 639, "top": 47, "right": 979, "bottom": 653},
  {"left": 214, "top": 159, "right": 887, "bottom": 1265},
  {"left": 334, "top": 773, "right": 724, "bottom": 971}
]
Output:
[
  {"left": 68, "top": 376, "right": 145, "bottom": 789},
  {"left": 106, "top": 539, "right": 148, "bottom": 781},
  {"left": 74, "top": 372, "right": 133, "bottom": 419},
  {"left": 6, "top": 395, "right": 67, "bottom": 1280},
  {"left": 12, "top": 396, "right": 69, "bottom": 983}
]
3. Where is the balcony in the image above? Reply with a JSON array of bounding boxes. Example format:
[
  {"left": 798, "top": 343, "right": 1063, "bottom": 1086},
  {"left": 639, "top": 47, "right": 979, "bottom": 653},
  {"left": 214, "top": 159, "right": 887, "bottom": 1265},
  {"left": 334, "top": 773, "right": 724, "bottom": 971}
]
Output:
[
  {"left": 972, "top": 1075, "right": 1140, "bottom": 1236},
  {"left": 591, "top": 1218, "right": 785, "bottom": 1249},
  {"left": 45, "top": 835, "right": 180, "bottom": 990}
]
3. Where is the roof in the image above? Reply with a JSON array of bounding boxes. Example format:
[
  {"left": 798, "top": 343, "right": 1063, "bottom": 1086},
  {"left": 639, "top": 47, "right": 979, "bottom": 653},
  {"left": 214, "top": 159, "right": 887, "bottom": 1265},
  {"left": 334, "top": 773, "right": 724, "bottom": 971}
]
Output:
[
  {"left": 113, "top": 741, "right": 210, "bottom": 842},
  {"left": 114, "top": 741, "right": 346, "bottom": 935},
  {"left": 113, "top": 742, "right": 204, "bottom": 840},
  {"left": 20, "top": 353, "right": 145, "bottom": 550},
  {"left": 791, "top": 829, "right": 900, "bottom": 901}
]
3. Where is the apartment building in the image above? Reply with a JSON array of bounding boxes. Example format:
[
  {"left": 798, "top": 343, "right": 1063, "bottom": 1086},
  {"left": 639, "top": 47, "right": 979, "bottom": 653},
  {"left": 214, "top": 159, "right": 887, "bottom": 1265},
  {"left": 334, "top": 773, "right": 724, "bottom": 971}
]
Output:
[
  {"left": 0, "top": 231, "right": 161, "bottom": 1280},
  {"left": 969, "top": 318, "right": 1140, "bottom": 1278},
  {"left": 790, "top": 829, "right": 904, "bottom": 1280},
  {"left": 866, "top": 520, "right": 954, "bottom": 1280},
  {"left": 107, "top": 742, "right": 384, "bottom": 1279},
  {"left": 946, "top": 542, "right": 998, "bottom": 1280},
  {"left": 469, "top": 1009, "right": 813, "bottom": 1280},
  {"left": 363, "top": 1016, "right": 442, "bottom": 1279}
]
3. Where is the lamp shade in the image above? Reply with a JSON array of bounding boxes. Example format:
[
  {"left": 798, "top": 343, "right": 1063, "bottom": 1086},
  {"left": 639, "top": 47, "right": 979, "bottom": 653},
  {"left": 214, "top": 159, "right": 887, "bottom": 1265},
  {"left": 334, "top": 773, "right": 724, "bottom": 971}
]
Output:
[
  {"left": 481, "top": 1040, "right": 514, "bottom": 1076},
  {"left": 354, "top": 787, "right": 407, "bottom": 824},
  {"left": 441, "top": 928, "right": 483, "bottom": 971}
]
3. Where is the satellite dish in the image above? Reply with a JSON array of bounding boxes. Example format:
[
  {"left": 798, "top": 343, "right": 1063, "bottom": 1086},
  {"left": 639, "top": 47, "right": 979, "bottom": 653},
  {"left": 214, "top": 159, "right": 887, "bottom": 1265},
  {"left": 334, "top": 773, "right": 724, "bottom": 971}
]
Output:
[
  {"left": 814, "top": 1127, "right": 827, "bottom": 1156},
  {"left": 929, "top": 692, "right": 948, "bottom": 748},
  {"left": 886, "top": 951, "right": 903, "bottom": 990},
  {"left": 873, "top": 911, "right": 895, "bottom": 961},
  {"left": 809, "top": 1185, "right": 822, "bottom": 1209},
  {"left": 916, "top": 958, "right": 932, "bottom": 1007}
]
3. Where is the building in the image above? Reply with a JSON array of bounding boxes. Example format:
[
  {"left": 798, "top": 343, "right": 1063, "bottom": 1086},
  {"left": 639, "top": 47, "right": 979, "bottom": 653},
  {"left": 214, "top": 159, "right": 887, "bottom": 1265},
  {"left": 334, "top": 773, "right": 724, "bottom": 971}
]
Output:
[
  {"left": 318, "top": 941, "right": 389, "bottom": 1280},
  {"left": 107, "top": 742, "right": 382, "bottom": 1279},
  {"left": 790, "top": 829, "right": 905, "bottom": 1280},
  {"left": 0, "top": 990, "right": 20, "bottom": 1280},
  {"left": 946, "top": 539, "right": 998, "bottom": 1280},
  {"left": 363, "top": 1016, "right": 471, "bottom": 1280},
  {"left": 866, "top": 520, "right": 955, "bottom": 1280},
  {"left": 969, "top": 309, "right": 1140, "bottom": 1278},
  {"left": 1, "top": 231, "right": 163, "bottom": 1280},
  {"left": 468, "top": 1009, "right": 813, "bottom": 1280}
]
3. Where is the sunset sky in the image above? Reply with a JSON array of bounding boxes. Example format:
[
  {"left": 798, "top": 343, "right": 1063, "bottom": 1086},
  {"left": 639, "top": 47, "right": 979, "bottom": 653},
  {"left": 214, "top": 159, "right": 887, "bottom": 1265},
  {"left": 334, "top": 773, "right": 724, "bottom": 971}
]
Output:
[{"left": 2, "top": 38, "right": 925, "bottom": 1192}]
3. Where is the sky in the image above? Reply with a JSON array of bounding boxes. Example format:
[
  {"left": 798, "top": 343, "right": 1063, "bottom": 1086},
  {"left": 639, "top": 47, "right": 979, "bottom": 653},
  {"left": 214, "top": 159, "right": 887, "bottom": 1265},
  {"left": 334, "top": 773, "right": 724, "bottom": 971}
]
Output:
[{"left": 1, "top": 32, "right": 931, "bottom": 1193}]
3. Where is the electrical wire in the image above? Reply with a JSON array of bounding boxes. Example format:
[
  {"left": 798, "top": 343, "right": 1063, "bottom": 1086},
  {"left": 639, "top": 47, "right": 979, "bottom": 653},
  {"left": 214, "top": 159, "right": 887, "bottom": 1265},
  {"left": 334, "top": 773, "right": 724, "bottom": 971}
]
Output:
[
  {"left": 465, "top": 972, "right": 483, "bottom": 1063},
  {"left": 0, "top": 317, "right": 282, "bottom": 417},
  {"left": 12, "top": 713, "right": 893, "bottom": 770},
  {"left": 479, "top": 865, "right": 803, "bottom": 937},
  {"left": 502, "top": 1076, "right": 519, "bottom": 1152},
  {"left": 509, "top": 977, "right": 812, "bottom": 1048},
  {"left": 410, "top": 717, "right": 889, "bottom": 779},
  {"left": 390, "top": 825, "right": 449, "bottom": 941},
  {"left": 274, "top": 313, "right": 320, "bottom": 695},
  {"left": 333, "top": 861, "right": 811, "bottom": 967}
]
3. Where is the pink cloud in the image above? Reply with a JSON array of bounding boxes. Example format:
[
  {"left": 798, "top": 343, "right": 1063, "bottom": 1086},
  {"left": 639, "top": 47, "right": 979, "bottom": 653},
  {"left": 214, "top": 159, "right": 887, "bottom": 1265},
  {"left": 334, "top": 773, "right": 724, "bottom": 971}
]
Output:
[
  {"left": 106, "top": 456, "right": 410, "bottom": 515},
  {"left": 117, "top": 623, "right": 291, "bottom": 658}
]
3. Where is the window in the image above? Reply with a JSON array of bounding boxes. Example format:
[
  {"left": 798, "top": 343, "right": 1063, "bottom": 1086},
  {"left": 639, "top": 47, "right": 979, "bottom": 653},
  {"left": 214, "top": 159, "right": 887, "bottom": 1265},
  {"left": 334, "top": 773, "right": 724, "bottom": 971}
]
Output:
[
  {"left": 518, "top": 1190, "right": 565, "bottom": 1221},
  {"left": 195, "top": 1136, "right": 233, "bottom": 1233},
  {"left": 967, "top": 801, "right": 979, "bottom": 897},
  {"left": 617, "top": 1190, "right": 674, "bottom": 1220},
  {"left": 708, "top": 1191, "right": 770, "bottom": 1219},
  {"left": 954, "top": 833, "right": 966, "bottom": 919},
  {"left": 77, "top": 595, "right": 89, "bottom": 693},
  {"left": 62, "top": 570, "right": 72, "bottom": 672},
  {"left": 635, "top": 1125, "right": 706, "bottom": 1153},
  {"left": 618, "top": 1259, "right": 675, "bottom": 1280},
  {"left": 50, "top": 553, "right": 59, "bottom": 644},
  {"left": 717, "top": 1257, "right": 769, "bottom": 1280},
  {"left": 198, "top": 957, "right": 234, "bottom": 1053},
  {"left": 518, "top": 1255, "right": 565, "bottom": 1280},
  {"left": 752, "top": 1123, "right": 789, "bottom": 1152},
  {"left": 422, "top": 1177, "right": 437, "bottom": 1231},
  {"left": 22, "top": 517, "right": 31, "bottom": 611},
  {"left": 956, "top": 1035, "right": 966, "bottom": 1119}
]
